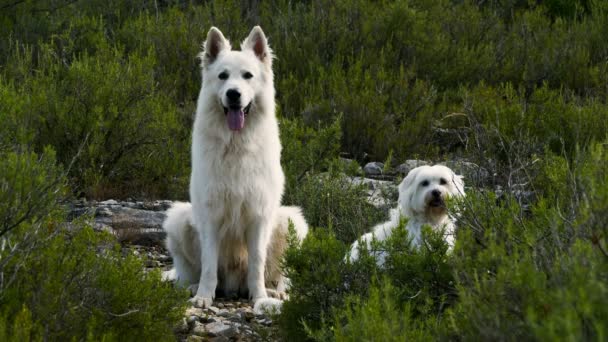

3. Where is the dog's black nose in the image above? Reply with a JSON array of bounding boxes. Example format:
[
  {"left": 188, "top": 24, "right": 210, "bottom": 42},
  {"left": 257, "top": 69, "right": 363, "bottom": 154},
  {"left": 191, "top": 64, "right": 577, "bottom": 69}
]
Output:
[
  {"left": 226, "top": 89, "right": 241, "bottom": 103},
  {"left": 431, "top": 189, "right": 441, "bottom": 198}
]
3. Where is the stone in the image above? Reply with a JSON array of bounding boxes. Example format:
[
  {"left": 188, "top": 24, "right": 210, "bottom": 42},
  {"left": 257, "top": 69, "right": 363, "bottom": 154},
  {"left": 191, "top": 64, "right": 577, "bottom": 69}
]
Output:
[
  {"left": 207, "top": 306, "right": 220, "bottom": 315},
  {"left": 205, "top": 321, "right": 236, "bottom": 338},
  {"left": 96, "top": 207, "right": 114, "bottom": 217},
  {"left": 185, "top": 307, "right": 203, "bottom": 316},
  {"left": 191, "top": 322, "right": 206, "bottom": 336},
  {"left": 347, "top": 176, "right": 397, "bottom": 209},
  {"left": 67, "top": 200, "right": 172, "bottom": 245},
  {"left": 157, "top": 254, "right": 171, "bottom": 262},
  {"left": 240, "top": 308, "right": 255, "bottom": 321},
  {"left": 396, "top": 159, "right": 429, "bottom": 175},
  {"left": 217, "top": 309, "right": 232, "bottom": 318},
  {"left": 363, "top": 162, "right": 384, "bottom": 176},
  {"left": 185, "top": 307, "right": 204, "bottom": 317},
  {"left": 442, "top": 160, "right": 490, "bottom": 185},
  {"left": 187, "top": 315, "right": 199, "bottom": 325}
]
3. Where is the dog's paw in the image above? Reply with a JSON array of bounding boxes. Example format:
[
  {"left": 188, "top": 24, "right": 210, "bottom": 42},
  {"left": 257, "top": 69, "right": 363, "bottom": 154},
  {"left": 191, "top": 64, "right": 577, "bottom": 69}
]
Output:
[
  {"left": 266, "top": 288, "right": 288, "bottom": 300},
  {"left": 189, "top": 296, "right": 213, "bottom": 308}
]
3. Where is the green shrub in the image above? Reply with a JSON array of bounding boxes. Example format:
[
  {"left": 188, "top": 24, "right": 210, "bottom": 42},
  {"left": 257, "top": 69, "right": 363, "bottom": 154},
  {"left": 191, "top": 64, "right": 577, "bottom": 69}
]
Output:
[
  {"left": 0, "top": 148, "right": 188, "bottom": 340},
  {"left": 279, "top": 218, "right": 455, "bottom": 340},
  {"left": 3, "top": 0, "right": 608, "bottom": 194},
  {"left": 325, "top": 282, "right": 433, "bottom": 342}
]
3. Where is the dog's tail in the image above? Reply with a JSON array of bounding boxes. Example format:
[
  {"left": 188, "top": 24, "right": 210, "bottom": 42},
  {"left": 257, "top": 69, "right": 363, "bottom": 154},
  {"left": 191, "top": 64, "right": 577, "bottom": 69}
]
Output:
[
  {"left": 254, "top": 297, "right": 285, "bottom": 315},
  {"left": 274, "top": 206, "right": 309, "bottom": 241},
  {"left": 161, "top": 202, "right": 194, "bottom": 283},
  {"left": 162, "top": 201, "right": 193, "bottom": 237}
]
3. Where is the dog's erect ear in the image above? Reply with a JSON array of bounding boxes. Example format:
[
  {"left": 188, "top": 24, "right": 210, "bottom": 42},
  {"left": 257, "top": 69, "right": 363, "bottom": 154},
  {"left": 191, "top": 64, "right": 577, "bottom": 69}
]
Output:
[
  {"left": 201, "top": 27, "right": 231, "bottom": 67},
  {"left": 242, "top": 26, "right": 273, "bottom": 67}
]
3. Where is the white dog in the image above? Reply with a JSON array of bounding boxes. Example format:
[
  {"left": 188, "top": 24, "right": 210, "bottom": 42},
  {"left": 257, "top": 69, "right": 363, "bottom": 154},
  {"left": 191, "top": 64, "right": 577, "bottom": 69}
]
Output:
[
  {"left": 349, "top": 165, "right": 465, "bottom": 264},
  {"left": 162, "top": 26, "right": 308, "bottom": 308}
]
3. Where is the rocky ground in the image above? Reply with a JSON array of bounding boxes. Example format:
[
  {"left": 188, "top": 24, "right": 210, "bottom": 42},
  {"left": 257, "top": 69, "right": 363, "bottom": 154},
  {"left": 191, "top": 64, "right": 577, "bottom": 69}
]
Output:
[{"left": 132, "top": 245, "right": 278, "bottom": 341}]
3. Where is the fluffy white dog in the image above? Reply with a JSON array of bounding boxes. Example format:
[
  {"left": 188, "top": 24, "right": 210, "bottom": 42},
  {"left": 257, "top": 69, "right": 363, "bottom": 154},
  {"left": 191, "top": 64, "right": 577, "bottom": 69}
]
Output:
[
  {"left": 162, "top": 26, "right": 308, "bottom": 308},
  {"left": 349, "top": 165, "right": 465, "bottom": 264}
]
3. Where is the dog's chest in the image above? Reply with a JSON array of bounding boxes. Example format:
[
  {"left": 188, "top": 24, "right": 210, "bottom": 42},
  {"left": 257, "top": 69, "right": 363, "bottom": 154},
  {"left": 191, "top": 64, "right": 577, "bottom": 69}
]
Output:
[{"left": 191, "top": 135, "right": 284, "bottom": 227}]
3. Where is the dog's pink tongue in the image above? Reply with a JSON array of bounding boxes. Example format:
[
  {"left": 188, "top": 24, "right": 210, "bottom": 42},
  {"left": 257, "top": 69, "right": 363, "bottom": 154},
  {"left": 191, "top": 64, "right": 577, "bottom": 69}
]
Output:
[{"left": 227, "top": 108, "right": 245, "bottom": 131}]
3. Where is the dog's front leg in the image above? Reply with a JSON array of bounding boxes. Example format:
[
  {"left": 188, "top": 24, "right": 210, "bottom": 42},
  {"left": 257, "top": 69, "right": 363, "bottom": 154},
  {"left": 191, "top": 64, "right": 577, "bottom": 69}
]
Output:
[
  {"left": 190, "top": 223, "right": 218, "bottom": 308},
  {"left": 247, "top": 219, "right": 271, "bottom": 303}
]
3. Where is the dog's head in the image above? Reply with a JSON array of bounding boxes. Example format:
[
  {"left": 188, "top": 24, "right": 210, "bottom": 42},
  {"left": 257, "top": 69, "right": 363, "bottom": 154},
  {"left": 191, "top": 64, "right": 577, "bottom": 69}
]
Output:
[
  {"left": 199, "top": 26, "right": 274, "bottom": 132},
  {"left": 398, "top": 165, "right": 465, "bottom": 224}
]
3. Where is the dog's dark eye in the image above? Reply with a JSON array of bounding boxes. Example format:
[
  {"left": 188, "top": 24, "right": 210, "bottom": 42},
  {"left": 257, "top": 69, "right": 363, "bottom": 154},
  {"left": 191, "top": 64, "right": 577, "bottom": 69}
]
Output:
[
  {"left": 440, "top": 178, "right": 447, "bottom": 185},
  {"left": 243, "top": 72, "right": 253, "bottom": 79},
  {"left": 218, "top": 72, "right": 229, "bottom": 80},
  {"left": 421, "top": 180, "right": 429, "bottom": 187}
]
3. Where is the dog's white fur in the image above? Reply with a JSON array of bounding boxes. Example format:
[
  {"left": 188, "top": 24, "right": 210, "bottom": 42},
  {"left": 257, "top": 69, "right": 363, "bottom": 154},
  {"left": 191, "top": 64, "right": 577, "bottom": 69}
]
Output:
[
  {"left": 349, "top": 165, "right": 465, "bottom": 264},
  {"left": 162, "top": 27, "right": 308, "bottom": 308}
]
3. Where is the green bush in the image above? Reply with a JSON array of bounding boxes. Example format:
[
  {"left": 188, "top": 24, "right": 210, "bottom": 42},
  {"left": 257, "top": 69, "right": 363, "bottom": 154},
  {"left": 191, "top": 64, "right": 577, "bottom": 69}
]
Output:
[
  {"left": 3, "top": 0, "right": 608, "bottom": 192},
  {"left": 0, "top": 149, "right": 188, "bottom": 340},
  {"left": 325, "top": 282, "right": 433, "bottom": 341},
  {"left": 279, "top": 219, "right": 455, "bottom": 340}
]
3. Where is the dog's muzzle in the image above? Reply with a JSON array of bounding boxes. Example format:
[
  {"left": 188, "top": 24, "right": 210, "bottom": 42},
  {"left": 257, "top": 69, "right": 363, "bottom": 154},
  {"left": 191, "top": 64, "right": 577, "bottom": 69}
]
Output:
[{"left": 428, "top": 190, "right": 445, "bottom": 207}]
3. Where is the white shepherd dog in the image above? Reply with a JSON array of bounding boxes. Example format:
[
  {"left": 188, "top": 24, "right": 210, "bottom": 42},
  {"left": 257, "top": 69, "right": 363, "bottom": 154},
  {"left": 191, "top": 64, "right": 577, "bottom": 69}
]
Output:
[
  {"left": 162, "top": 26, "right": 308, "bottom": 309},
  {"left": 349, "top": 165, "right": 465, "bottom": 264}
]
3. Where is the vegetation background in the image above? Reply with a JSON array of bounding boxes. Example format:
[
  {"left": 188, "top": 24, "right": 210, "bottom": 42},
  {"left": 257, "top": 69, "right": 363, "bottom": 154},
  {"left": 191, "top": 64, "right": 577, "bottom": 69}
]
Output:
[{"left": 0, "top": 0, "right": 606, "bottom": 340}]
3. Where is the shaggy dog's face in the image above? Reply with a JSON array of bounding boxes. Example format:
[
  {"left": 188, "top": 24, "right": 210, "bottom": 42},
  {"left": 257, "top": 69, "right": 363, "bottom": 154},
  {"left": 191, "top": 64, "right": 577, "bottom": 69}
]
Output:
[
  {"left": 398, "top": 165, "right": 465, "bottom": 223},
  {"left": 200, "top": 27, "right": 273, "bottom": 131}
]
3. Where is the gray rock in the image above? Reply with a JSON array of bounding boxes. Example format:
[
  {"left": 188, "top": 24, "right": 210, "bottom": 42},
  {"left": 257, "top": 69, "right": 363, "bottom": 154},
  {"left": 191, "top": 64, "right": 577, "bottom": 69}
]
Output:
[
  {"left": 217, "top": 309, "right": 232, "bottom": 318},
  {"left": 187, "top": 315, "right": 200, "bottom": 325},
  {"left": 201, "top": 316, "right": 217, "bottom": 324},
  {"left": 191, "top": 322, "right": 206, "bottom": 336},
  {"left": 396, "top": 160, "right": 429, "bottom": 175},
  {"left": 363, "top": 162, "right": 384, "bottom": 176},
  {"left": 96, "top": 207, "right": 114, "bottom": 217},
  {"left": 442, "top": 160, "right": 490, "bottom": 185},
  {"left": 93, "top": 223, "right": 115, "bottom": 235},
  {"left": 347, "top": 176, "right": 397, "bottom": 209},
  {"left": 68, "top": 200, "right": 171, "bottom": 245},
  {"left": 205, "top": 321, "right": 236, "bottom": 338},
  {"left": 157, "top": 254, "right": 171, "bottom": 262},
  {"left": 186, "top": 307, "right": 204, "bottom": 316},
  {"left": 207, "top": 306, "right": 220, "bottom": 315}
]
